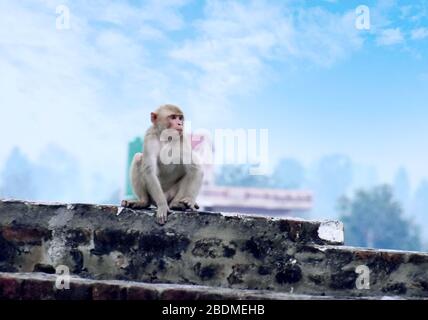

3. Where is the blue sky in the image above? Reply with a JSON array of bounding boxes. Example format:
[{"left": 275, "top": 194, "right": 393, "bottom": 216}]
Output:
[{"left": 0, "top": 0, "right": 427, "bottom": 194}]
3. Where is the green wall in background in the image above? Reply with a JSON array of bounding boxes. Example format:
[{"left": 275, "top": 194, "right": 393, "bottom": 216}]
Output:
[{"left": 125, "top": 136, "right": 143, "bottom": 199}]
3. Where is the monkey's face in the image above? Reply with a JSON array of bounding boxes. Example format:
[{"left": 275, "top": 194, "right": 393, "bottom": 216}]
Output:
[
  {"left": 151, "top": 105, "right": 185, "bottom": 136},
  {"left": 167, "top": 114, "right": 184, "bottom": 135}
]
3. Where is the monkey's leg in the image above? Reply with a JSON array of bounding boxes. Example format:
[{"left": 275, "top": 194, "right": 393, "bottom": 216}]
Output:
[
  {"left": 124, "top": 152, "right": 151, "bottom": 209},
  {"left": 170, "top": 164, "right": 203, "bottom": 211},
  {"left": 165, "top": 183, "right": 179, "bottom": 203},
  {"left": 165, "top": 183, "right": 187, "bottom": 211}
]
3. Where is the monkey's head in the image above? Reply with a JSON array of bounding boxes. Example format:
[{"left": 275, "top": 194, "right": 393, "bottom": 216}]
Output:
[{"left": 151, "top": 104, "right": 184, "bottom": 135}]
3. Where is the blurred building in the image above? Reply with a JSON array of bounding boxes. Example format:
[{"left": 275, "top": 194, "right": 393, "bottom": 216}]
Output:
[{"left": 198, "top": 184, "right": 312, "bottom": 217}]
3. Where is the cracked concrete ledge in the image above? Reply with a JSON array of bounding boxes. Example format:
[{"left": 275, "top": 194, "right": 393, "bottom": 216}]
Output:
[
  {"left": 0, "top": 199, "right": 343, "bottom": 245},
  {"left": 0, "top": 199, "right": 427, "bottom": 299}
]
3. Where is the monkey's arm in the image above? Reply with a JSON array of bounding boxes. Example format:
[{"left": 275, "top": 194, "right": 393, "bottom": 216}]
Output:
[{"left": 142, "top": 138, "right": 168, "bottom": 209}]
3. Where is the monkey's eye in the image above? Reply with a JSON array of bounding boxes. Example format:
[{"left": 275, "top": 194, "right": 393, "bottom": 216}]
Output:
[{"left": 178, "top": 115, "right": 184, "bottom": 121}]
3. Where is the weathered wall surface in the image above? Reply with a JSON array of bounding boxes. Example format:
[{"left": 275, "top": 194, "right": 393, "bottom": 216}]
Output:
[
  {"left": 0, "top": 200, "right": 427, "bottom": 299},
  {"left": 1, "top": 272, "right": 417, "bottom": 300},
  {"left": 0, "top": 272, "right": 359, "bottom": 300}
]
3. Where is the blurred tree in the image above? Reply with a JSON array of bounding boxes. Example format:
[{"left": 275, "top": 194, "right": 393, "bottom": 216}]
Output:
[
  {"left": 410, "top": 179, "right": 428, "bottom": 243},
  {"left": 350, "top": 164, "right": 378, "bottom": 191},
  {"left": 339, "top": 185, "right": 421, "bottom": 251},
  {"left": 393, "top": 167, "right": 411, "bottom": 212},
  {"left": 308, "top": 154, "right": 353, "bottom": 219},
  {"left": 34, "top": 144, "right": 81, "bottom": 202},
  {"left": 1, "top": 147, "right": 36, "bottom": 200},
  {"left": 272, "top": 158, "right": 305, "bottom": 189},
  {"left": 0, "top": 145, "right": 83, "bottom": 202}
]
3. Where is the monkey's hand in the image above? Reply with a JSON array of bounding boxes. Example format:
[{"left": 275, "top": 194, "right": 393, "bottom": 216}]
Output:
[
  {"left": 179, "top": 198, "right": 199, "bottom": 211},
  {"left": 156, "top": 205, "right": 169, "bottom": 225}
]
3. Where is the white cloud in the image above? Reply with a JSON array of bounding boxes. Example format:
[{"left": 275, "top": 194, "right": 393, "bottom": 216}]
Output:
[
  {"left": 0, "top": 0, "right": 366, "bottom": 201},
  {"left": 399, "top": 5, "right": 413, "bottom": 19},
  {"left": 170, "top": 0, "right": 364, "bottom": 124},
  {"left": 411, "top": 27, "right": 428, "bottom": 40},
  {"left": 376, "top": 28, "right": 404, "bottom": 46},
  {"left": 290, "top": 7, "right": 363, "bottom": 66},
  {"left": 172, "top": 1, "right": 363, "bottom": 69},
  {"left": 0, "top": 0, "right": 190, "bottom": 200}
]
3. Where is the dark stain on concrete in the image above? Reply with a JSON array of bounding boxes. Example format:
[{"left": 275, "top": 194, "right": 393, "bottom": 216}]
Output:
[
  {"left": 258, "top": 265, "right": 272, "bottom": 276},
  {"left": 227, "top": 264, "right": 249, "bottom": 285},
  {"left": 275, "top": 262, "right": 302, "bottom": 284},
  {"left": 192, "top": 238, "right": 222, "bottom": 258},
  {"left": 243, "top": 237, "right": 273, "bottom": 260},
  {"left": 70, "top": 249, "right": 84, "bottom": 273},
  {"left": 193, "top": 262, "right": 219, "bottom": 281},
  {"left": 33, "top": 264, "right": 56, "bottom": 274},
  {"left": 139, "top": 230, "right": 190, "bottom": 260},
  {"left": 382, "top": 283, "right": 407, "bottom": 295},
  {"left": 93, "top": 229, "right": 138, "bottom": 255},
  {"left": 329, "top": 270, "right": 357, "bottom": 290}
]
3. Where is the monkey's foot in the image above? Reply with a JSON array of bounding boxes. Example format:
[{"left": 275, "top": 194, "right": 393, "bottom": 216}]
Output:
[
  {"left": 180, "top": 199, "right": 199, "bottom": 210},
  {"left": 121, "top": 200, "right": 150, "bottom": 210},
  {"left": 169, "top": 202, "right": 187, "bottom": 211},
  {"left": 170, "top": 198, "right": 199, "bottom": 211}
]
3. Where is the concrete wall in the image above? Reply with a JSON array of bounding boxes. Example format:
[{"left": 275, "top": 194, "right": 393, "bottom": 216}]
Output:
[{"left": 0, "top": 200, "right": 427, "bottom": 298}]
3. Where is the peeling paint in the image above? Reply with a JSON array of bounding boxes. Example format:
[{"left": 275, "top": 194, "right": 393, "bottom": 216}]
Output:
[{"left": 318, "top": 221, "right": 344, "bottom": 244}]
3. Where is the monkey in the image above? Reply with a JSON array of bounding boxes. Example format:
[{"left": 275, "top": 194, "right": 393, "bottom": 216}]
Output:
[{"left": 121, "top": 104, "right": 204, "bottom": 225}]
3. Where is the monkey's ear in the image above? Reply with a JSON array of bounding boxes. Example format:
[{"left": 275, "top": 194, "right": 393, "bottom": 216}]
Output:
[{"left": 151, "top": 112, "right": 157, "bottom": 124}]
